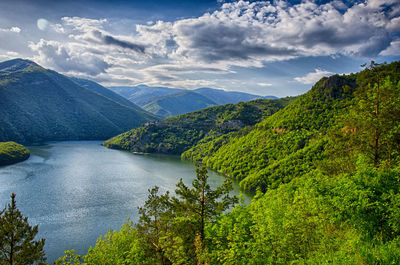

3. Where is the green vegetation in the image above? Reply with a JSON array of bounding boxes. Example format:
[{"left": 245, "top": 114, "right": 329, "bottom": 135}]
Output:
[
  {"left": 5, "top": 60, "right": 399, "bottom": 264},
  {"left": 0, "top": 59, "right": 155, "bottom": 144},
  {"left": 0, "top": 193, "right": 46, "bottom": 264},
  {"left": 80, "top": 61, "right": 399, "bottom": 264},
  {"left": 104, "top": 97, "right": 294, "bottom": 154},
  {"left": 0, "top": 141, "right": 30, "bottom": 166},
  {"left": 183, "top": 61, "right": 400, "bottom": 191}
]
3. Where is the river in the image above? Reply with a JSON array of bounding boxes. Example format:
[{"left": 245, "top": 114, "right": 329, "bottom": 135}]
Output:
[{"left": 0, "top": 141, "right": 251, "bottom": 262}]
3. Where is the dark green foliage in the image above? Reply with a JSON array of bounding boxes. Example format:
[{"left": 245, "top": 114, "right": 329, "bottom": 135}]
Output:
[
  {"left": 0, "top": 141, "right": 30, "bottom": 166},
  {"left": 136, "top": 165, "right": 237, "bottom": 264},
  {"left": 0, "top": 193, "right": 46, "bottom": 265},
  {"left": 0, "top": 59, "right": 156, "bottom": 144},
  {"left": 104, "top": 97, "right": 293, "bottom": 154}
]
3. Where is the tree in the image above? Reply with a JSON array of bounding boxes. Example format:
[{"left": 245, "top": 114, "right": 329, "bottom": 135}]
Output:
[
  {"left": 136, "top": 164, "right": 238, "bottom": 264},
  {"left": 0, "top": 193, "right": 46, "bottom": 265}
]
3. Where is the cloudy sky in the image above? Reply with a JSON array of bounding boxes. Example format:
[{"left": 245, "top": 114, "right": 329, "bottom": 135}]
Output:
[{"left": 0, "top": 0, "right": 398, "bottom": 97}]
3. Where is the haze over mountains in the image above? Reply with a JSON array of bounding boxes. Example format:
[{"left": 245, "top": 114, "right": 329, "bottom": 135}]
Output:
[
  {"left": 109, "top": 85, "right": 278, "bottom": 117},
  {"left": 0, "top": 59, "right": 156, "bottom": 144}
]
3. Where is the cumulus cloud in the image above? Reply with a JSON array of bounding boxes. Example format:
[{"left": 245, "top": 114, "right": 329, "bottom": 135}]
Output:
[
  {"left": 26, "top": 0, "right": 400, "bottom": 88},
  {"left": 29, "top": 39, "right": 110, "bottom": 76},
  {"left": 294, "top": 69, "right": 334, "bottom": 84}
]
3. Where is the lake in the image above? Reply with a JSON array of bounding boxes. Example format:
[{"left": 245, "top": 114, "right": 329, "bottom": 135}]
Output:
[{"left": 0, "top": 141, "right": 251, "bottom": 262}]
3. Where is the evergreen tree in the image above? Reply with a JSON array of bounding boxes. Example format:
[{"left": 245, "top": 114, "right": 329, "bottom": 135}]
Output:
[
  {"left": 137, "top": 165, "right": 238, "bottom": 264},
  {"left": 0, "top": 193, "right": 46, "bottom": 265}
]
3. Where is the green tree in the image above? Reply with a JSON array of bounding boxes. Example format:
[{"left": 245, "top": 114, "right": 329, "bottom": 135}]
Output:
[
  {"left": 0, "top": 193, "right": 46, "bottom": 265},
  {"left": 136, "top": 165, "right": 238, "bottom": 264}
]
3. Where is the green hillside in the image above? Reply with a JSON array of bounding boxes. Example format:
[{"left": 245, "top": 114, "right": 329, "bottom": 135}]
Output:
[
  {"left": 70, "top": 77, "right": 151, "bottom": 113},
  {"left": 103, "top": 97, "right": 294, "bottom": 154},
  {"left": 0, "top": 141, "right": 30, "bottom": 166},
  {"left": 0, "top": 59, "right": 156, "bottom": 144},
  {"left": 54, "top": 61, "right": 400, "bottom": 264},
  {"left": 183, "top": 61, "right": 400, "bottom": 191}
]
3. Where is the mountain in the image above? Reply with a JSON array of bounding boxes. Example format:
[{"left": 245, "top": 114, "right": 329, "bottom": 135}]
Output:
[
  {"left": 103, "top": 97, "right": 294, "bottom": 154},
  {"left": 70, "top": 77, "right": 147, "bottom": 112},
  {"left": 140, "top": 91, "right": 217, "bottom": 118},
  {"left": 108, "top": 85, "right": 277, "bottom": 117},
  {"left": 194, "top": 87, "right": 277, "bottom": 105},
  {"left": 109, "top": 85, "right": 182, "bottom": 104},
  {"left": 0, "top": 59, "right": 156, "bottom": 144}
]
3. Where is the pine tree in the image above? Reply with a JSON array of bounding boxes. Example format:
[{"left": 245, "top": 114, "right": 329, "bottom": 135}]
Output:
[
  {"left": 137, "top": 165, "right": 238, "bottom": 264},
  {"left": 0, "top": 193, "right": 46, "bottom": 265}
]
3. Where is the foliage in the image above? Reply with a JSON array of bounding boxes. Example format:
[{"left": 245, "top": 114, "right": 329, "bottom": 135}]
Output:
[
  {"left": 0, "top": 193, "right": 46, "bottom": 265},
  {"left": 57, "top": 60, "right": 400, "bottom": 264},
  {"left": 0, "top": 141, "right": 30, "bottom": 166},
  {"left": 104, "top": 97, "right": 294, "bottom": 154}
]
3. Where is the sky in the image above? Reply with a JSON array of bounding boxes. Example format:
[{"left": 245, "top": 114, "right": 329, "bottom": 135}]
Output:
[{"left": 0, "top": 0, "right": 398, "bottom": 97}]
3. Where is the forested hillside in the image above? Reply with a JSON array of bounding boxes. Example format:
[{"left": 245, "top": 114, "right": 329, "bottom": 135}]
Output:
[
  {"left": 0, "top": 59, "right": 156, "bottom": 144},
  {"left": 183, "top": 61, "right": 400, "bottom": 191},
  {"left": 103, "top": 97, "right": 294, "bottom": 154},
  {"left": 54, "top": 61, "right": 400, "bottom": 264}
]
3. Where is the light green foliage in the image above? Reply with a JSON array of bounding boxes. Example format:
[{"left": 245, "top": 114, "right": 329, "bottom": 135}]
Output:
[
  {"left": 54, "top": 250, "right": 84, "bottom": 265},
  {"left": 0, "top": 141, "right": 30, "bottom": 166},
  {"left": 0, "top": 193, "right": 46, "bottom": 265}
]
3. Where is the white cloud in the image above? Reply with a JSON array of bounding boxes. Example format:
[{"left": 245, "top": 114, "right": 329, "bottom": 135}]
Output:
[
  {"left": 294, "top": 69, "right": 334, "bottom": 84},
  {"left": 25, "top": 0, "right": 400, "bottom": 88},
  {"left": 379, "top": 39, "right": 400, "bottom": 56},
  {"left": 257, "top": 82, "right": 273, "bottom": 87},
  {"left": 0, "top": 26, "right": 21, "bottom": 33}
]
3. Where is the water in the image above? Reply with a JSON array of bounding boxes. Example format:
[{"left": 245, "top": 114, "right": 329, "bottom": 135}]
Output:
[{"left": 0, "top": 141, "right": 251, "bottom": 262}]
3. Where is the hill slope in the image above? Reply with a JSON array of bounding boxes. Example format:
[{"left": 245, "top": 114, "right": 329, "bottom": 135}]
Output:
[
  {"left": 140, "top": 91, "right": 217, "bottom": 117},
  {"left": 70, "top": 77, "right": 149, "bottom": 113},
  {"left": 104, "top": 97, "right": 294, "bottom": 155},
  {"left": 109, "top": 85, "right": 276, "bottom": 117},
  {"left": 183, "top": 62, "right": 400, "bottom": 191},
  {"left": 0, "top": 59, "right": 156, "bottom": 144},
  {"left": 194, "top": 87, "right": 277, "bottom": 105}
]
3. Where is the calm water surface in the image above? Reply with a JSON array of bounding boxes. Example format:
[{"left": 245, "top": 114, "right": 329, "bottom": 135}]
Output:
[{"left": 0, "top": 141, "right": 251, "bottom": 262}]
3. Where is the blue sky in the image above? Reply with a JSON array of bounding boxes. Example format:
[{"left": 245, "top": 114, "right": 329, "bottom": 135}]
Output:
[{"left": 0, "top": 0, "right": 398, "bottom": 97}]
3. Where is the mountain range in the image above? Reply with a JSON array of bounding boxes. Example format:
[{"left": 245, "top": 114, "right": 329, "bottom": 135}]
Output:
[
  {"left": 108, "top": 85, "right": 278, "bottom": 118},
  {"left": 0, "top": 59, "right": 156, "bottom": 144}
]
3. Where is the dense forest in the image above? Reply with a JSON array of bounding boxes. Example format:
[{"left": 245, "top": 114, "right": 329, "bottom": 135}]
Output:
[
  {"left": 103, "top": 97, "right": 294, "bottom": 154},
  {"left": 2, "top": 61, "right": 400, "bottom": 264}
]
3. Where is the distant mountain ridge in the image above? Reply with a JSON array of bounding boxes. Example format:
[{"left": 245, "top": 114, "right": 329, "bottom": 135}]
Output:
[
  {"left": 0, "top": 58, "right": 156, "bottom": 144},
  {"left": 108, "top": 85, "right": 278, "bottom": 117}
]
